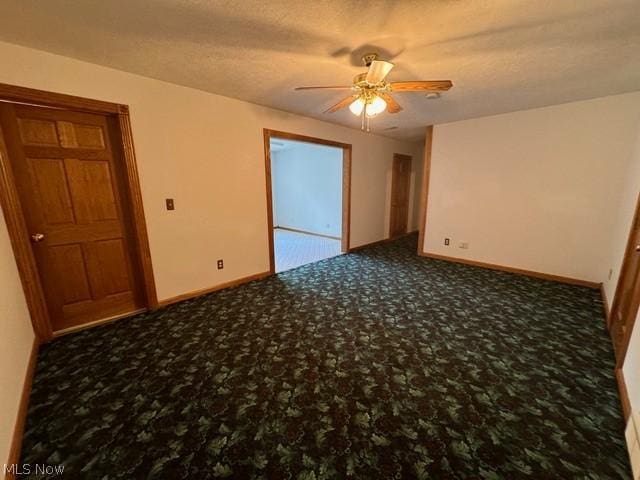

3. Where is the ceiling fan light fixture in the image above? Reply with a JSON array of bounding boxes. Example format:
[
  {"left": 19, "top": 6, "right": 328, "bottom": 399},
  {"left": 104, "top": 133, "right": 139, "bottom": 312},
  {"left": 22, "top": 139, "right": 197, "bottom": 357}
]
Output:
[
  {"left": 365, "top": 95, "right": 387, "bottom": 117},
  {"left": 349, "top": 97, "right": 365, "bottom": 116},
  {"left": 294, "top": 53, "right": 452, "bottom": 129}
]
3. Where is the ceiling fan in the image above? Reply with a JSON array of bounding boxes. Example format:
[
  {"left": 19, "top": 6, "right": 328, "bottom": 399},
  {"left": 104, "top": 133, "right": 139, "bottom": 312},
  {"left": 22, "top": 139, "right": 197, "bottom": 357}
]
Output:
[{"left": 295, "top": 53, "right": 453, "bottom": 131}]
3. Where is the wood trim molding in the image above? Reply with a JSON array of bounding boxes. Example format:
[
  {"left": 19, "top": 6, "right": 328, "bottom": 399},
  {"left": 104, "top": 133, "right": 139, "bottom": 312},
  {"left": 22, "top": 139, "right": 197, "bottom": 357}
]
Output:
[
  {"left": 616, "top": 367, "right": 631, "bottom": 422},
  {"left": 263, "top": 129, "right": 351, "bottom": 150},
  {"left": 6, "top": 337, "right": 39, "bottom": 479},
  {"left": 159, "top": 271, "right": 271, "bottom": 307},
  {"left": 53, "top": 308, "right": 147, "bottom": 338},
  {"left": 116, "top": 110, "right": 158, "bottom": 309},
  {"left": 0, "top": 123, "right": 52, "bottom": 341},
  {"left": 0, "top": 82, "right": 121, "bottom": 114},
  {"left": 609, "top": 190, "right": 640, "bottom": 328},
  {"left": 263, "top": 130, "right": 276, "bottom": 275},
  {"left": 263, "top": 129, "right": 353, "bottom": 274},
  {"left": 350, "top": 238, "right": 392, "bottom": 252},
  {"left": 416, "top": 126, "right": 434, "bottom": 255},
  {"left": 608, "top": 187, "right": 640, "bottom": 367},
  {"left": 0, "top": 82, "right": 157, "bottom": 341},
  {"left": 342, "top": 148, "right": 352, "bottom": 253},
  {"left": 615, "top": 306, "right": 640, "bottom": 369},
  {"left": 275, "top": 226, "right": 341, "bottom": 241},
  {"left": 600, "top": 283, "right": 610, "bottom": 325},
  {"left": 350, "top": 230, "right": 418, "bottom": 252},
  {"left": 420, "top": 252, "right": 600, "bottom": 289}
]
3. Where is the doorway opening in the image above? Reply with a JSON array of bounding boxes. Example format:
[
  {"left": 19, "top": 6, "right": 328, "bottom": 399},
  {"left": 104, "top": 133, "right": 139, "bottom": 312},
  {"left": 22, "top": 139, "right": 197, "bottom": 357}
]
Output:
[{"left": 263, "top": 130, "right": 351, "bottom": 274}]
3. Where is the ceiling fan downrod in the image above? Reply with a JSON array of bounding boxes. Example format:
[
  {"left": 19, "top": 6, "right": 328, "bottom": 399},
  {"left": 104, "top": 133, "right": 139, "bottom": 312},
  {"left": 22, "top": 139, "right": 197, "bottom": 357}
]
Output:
[{"left": 362, "top": 53, "right": 378, "bottom": 67}]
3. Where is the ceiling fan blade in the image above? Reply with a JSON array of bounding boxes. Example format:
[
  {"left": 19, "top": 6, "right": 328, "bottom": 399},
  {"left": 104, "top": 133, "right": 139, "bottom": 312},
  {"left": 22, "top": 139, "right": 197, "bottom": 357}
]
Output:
[
  {"left": 390, "top": 80, "right": 453, "bottom": 92},
  {"left": 294, "top": 86, "right": 352, "bottom": 90},
  {"left": 366, "top": 60, "right": 394, "bottom": 84},
  {"left": 378, "top": 92, "right": 402, "bottom": 113},
  {"left": 324, "top": 95, "right": 357, "bottom": 114}
]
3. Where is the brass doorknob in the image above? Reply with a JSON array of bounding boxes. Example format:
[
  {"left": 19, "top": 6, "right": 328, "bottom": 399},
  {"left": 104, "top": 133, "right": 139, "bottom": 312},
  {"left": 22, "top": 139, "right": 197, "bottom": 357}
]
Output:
[
  {"left": 30, "top": 233, "right": 45, "bottom": 243},
  {"left": 636, "top": 244, "right": 640, "bottom": 252}
]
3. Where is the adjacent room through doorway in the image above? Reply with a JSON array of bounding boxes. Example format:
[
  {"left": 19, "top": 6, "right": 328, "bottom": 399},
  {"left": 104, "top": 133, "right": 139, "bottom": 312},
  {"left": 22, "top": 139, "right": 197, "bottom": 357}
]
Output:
[{"left": 268, "top": 136, "right": 345, "bottom": 273}]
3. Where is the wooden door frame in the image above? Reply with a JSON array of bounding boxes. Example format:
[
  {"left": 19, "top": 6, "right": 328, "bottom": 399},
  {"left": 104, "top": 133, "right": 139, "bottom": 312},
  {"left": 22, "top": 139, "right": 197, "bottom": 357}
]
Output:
[
  {"left": 0, "top": 82, "right": 158, "bottom": 342},
  {"left": 388, "top": 153, "right": 413, "bottom": 239},
  {"left": 417, "top": 126, "right": 434, "bottom": 255},
  {"left": 609, "top": 188, "right": 640, "bottom": 370},
  {"left": 263, "top": 129, "right": 352, "bottom": 275}
]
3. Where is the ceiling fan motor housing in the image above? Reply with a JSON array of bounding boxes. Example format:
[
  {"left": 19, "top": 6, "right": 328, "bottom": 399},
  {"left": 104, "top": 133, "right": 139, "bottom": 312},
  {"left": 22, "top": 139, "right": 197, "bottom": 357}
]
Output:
[{"left": 353, "top": 72, "right": 368, "bottom": 85}]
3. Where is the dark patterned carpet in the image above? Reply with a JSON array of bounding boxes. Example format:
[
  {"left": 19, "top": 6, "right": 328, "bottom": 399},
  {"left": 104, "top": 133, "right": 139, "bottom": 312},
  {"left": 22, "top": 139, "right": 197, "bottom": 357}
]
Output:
[{"left": 21, "top": 234, "right": 630, "bottom": 479}]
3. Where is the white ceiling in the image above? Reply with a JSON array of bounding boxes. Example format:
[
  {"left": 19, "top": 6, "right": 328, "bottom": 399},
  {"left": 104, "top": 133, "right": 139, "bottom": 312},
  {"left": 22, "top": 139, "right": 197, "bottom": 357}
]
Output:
[{"left": 0, "top": 0, "right": 639, "bottom": 141}]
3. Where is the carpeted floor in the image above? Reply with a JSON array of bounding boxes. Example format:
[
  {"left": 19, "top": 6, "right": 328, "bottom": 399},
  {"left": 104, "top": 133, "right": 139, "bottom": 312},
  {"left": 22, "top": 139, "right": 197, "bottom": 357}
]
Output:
[{"left": 20, "top": 235, "right": 630, "bottom": 479}]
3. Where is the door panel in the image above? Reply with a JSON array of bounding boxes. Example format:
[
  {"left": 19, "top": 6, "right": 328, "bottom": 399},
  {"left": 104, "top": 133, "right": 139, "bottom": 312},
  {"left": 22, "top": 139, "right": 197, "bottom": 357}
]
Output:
[
  {"left": 91, "top": 238, "right": 132, "bottom": 296},
  {"left": 17, "top": 118, "right": 59, "bottom": 146},
  {"left": 66, "top": 159, "right": 118, "bottom": 222},
  {"left": 57, "top": 120, "right": 106, "bottom": 149},
  {"left": 0, "top": 103, "right": 144, "bottom": 331},
  {"left": 28, "top": 158, "right": 76, "bottom": 225},
  {"left": 389, "top": 154, "right": 412, "bottom": 238},
  {"left": 50, "top": 244, "right": 92, "bottom": 304}
]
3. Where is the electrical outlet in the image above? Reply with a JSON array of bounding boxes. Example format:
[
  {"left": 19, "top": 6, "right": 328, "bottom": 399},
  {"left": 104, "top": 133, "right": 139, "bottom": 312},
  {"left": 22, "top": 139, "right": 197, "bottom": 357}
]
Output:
[
  {"left": 459, "top": 242, "right": 469, "bottom": 249},
  {"left": 217, "top": 259, "right": 224, "bottom": 270},
  {"left": 444, "top": 238, "right": 450, "bottom": 246},
  {"left": 165, "top": 198, "right": 175, "bottom": 211}
]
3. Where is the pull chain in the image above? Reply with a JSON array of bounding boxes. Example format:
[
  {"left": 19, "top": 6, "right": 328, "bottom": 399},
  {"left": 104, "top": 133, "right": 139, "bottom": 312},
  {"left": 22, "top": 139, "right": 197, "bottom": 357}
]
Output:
[{"left": 360, "top": 103, "right": 372, "bottom": 132}]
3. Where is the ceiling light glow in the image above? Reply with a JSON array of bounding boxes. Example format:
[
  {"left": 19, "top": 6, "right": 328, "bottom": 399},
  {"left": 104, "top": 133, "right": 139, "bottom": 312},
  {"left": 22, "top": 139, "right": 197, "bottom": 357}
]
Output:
[
  {"left": 365, "top": 95, "right": 387, "bottom": 117},
  {"left": 349, "top": 97, "right": 365, "bottom": 115}
]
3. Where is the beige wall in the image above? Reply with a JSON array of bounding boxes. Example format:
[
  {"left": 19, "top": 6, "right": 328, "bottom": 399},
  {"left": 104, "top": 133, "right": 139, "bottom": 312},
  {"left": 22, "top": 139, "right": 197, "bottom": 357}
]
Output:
[
  {"left": 0, "top": 40, "right": 423, "bottom": 466},
  {"left": 0, "top": 41, "right": 422, "bottom": 301},
  {"left": 423, "top": 92, "right": 640, "bottom": 283},
  {"left": 0, "top": 218, "right": 34, "bottom": 471}
]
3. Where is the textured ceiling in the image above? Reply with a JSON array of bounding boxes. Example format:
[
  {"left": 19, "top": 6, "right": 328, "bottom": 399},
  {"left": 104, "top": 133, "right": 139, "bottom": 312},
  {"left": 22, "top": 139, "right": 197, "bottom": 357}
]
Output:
[{"left": 0, "top": 0, "right": 639, "bottom": 141}]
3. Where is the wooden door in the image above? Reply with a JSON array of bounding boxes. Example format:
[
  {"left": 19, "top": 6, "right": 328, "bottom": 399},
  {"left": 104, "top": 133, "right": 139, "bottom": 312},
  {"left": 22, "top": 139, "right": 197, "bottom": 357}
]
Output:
[
  {"left": 0, "top": 103, "right": 145, "bottom": 331},
  {"left": 389, "top": 154, "right": 412, "bottom": 238},
  {"left": 610, "top": 211, "right": 640, "bottom": 357}
]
